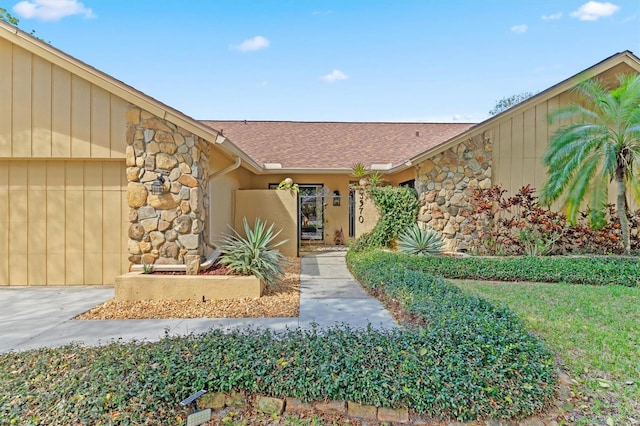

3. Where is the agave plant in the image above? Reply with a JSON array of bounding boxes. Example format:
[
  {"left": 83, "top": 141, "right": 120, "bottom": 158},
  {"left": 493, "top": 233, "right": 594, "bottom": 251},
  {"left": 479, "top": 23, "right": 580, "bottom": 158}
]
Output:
[
  {"left": 397, "top": 224, "right": 445, "bottom": 256},
  {"left": 219, "top": 217, "right": 287, "bottom": 285}
]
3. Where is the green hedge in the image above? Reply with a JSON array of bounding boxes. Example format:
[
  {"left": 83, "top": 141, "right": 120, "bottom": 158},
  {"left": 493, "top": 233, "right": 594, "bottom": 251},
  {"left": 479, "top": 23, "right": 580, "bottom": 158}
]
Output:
[
  {"left": 0, "top": 322, "right": 554, "bottom": 424},
  {"left": 346, "top": 250, "right": 556, "bottom": 419},
  {"left": 398, "top": 254, "right": 640, "bottom": 287}
]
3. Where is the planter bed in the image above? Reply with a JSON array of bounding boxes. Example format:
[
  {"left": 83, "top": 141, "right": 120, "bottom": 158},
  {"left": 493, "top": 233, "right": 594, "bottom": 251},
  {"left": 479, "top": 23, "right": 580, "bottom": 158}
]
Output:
[{"left": 114, "top": 272, "right": 265, "bottom": 301}]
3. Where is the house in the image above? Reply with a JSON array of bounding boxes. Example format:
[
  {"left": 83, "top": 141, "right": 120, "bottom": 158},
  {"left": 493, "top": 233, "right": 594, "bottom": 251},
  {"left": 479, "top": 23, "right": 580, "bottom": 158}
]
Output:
[
  {"left": 1, "top": 19, "right": 638, "bottom": 286},
  {"left": 200, "top": 120, "right": 473, "bottom": 245},
  {"left": 205, "top": 50, "right": 640, "bottom": 251}
]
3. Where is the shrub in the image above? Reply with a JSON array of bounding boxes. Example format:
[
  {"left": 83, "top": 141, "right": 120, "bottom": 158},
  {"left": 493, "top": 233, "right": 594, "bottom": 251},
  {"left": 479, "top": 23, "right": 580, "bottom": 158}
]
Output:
[
  {"left": 397, "top": 253, "right": 640, "bottom": 287},
  {"left": 351, "top": 186, "right": 419, "bottom": 251},
  {"left": 466, "top": 184, "right": 640, "bottom": 255},
  {"left": 346, "top": 249, "right": 556, "bottom": 419},
  {"left": 397, "top": 224, "right": 445, "bottom": 255},
  {"left": 219, "top": 217, "right": 286, "bottom": 285}
]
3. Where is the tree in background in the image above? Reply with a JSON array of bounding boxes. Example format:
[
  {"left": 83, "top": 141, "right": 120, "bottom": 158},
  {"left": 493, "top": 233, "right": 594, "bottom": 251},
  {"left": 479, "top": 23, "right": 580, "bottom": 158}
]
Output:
[
  {"left": 540, "top": 74, "right": 640, "bottom": 255},
  {"left": 489, "top": 92, "right": 536, "bottom": 116},
  {"left": 0, "top": 7, "right": 18, "bottom": 25}
]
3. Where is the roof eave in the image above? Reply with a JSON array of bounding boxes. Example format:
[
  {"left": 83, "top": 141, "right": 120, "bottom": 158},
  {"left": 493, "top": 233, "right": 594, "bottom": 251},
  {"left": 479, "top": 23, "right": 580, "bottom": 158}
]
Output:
[{"left": 255, "top": 167, "right": 354, "bottom": 175}]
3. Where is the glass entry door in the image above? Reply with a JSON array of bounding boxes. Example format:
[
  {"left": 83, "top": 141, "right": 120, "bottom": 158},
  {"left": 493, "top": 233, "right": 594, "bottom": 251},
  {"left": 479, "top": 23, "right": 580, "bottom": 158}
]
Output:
[{"left": 299, "top": 184, "right": 325, "bottom": 240}]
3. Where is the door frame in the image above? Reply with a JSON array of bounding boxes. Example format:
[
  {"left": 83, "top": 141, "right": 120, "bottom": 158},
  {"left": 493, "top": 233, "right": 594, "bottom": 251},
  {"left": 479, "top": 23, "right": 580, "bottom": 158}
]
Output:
[{"left": 298, "top": 183, "right": 326, "bottom": 241}]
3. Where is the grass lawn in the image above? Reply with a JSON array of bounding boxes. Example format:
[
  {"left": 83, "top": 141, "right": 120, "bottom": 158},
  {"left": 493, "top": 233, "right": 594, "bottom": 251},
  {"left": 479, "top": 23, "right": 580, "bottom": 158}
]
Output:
[{"left": 453, "top": 280, "right": 640, "bottom": 424}]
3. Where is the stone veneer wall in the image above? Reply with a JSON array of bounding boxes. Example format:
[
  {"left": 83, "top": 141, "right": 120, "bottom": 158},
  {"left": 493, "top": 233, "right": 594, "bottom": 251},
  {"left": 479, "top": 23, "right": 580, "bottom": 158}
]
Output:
[
  {"left": 125, "top": 106, "right": 210, "bottom": 266},
  {"left": 415, "top": 131, "right": 492, "bottom": 250}
]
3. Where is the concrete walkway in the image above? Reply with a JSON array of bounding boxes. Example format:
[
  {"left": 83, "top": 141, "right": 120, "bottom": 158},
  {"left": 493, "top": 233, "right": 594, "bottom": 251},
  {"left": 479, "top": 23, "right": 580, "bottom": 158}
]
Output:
[{"left": 0, "top": 251, "right": 396, "bottom": 353}]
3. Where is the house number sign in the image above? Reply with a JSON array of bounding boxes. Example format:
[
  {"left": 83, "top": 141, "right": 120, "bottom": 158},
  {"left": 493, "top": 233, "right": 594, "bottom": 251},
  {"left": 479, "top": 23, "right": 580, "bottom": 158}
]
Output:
[{"left": 358, "top": 190, "right": 365, "bottom": 223}]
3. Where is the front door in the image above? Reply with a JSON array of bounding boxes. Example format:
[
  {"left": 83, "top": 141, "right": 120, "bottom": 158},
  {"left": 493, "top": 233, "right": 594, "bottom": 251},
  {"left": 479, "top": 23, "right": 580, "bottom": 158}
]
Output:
[{"left": 299, "top": 184, "right": 325, "bottom": 240}]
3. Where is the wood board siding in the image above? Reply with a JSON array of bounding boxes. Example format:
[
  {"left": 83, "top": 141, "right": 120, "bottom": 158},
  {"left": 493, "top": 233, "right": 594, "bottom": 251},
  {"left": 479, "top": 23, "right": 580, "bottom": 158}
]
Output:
[
  {"left": 0, "top": 37, "right": 127, "bottom": 160},
  {"left": 0, "top": 160, "right": 128, "bottom": 286},
  {"left": 491, "top": 94, "right": 565, "bottom": 196}
]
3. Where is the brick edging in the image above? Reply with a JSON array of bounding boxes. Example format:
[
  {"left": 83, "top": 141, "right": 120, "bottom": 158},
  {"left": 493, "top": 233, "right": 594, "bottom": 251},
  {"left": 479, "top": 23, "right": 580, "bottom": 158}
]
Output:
[
  {"left": 194, "top": 390, "right": 549, "bottom": 425},
  {"left": 197, "top": 391, "right": 410, "bottom": 423}
]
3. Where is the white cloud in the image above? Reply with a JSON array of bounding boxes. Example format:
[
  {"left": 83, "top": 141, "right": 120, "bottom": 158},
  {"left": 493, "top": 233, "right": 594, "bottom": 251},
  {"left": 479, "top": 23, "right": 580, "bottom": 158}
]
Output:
[
  {"left": 321, "top": 69, "right": 348, "bottom": 83},
  {"left": 312, "top": 10, "right": 333, "bottom": 16},
  {"left": 232, "top": 36, "right": 270, "bottom": 52},
  {"left": 570, "top": 1, "right": 620, "bottom": 21},
  {"left": 542, "top": 12, "right": 563, "bottom": 21},
  {"left": 13, "top": 0, "right": 95, "bottom": 21},
  {"left": 452, "top": 114, "right": 466, "bottom": 121},
  {"left": 511, "top": 24, "right": 528, "bottom": 33}
]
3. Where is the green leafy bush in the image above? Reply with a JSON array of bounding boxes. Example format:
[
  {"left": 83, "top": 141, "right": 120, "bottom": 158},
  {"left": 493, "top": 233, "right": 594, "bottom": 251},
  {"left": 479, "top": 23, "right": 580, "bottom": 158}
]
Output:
[
  {"left": 398, "top": 224, "right": 445, "bottom": 255},
  {"left": 397, "top": 253, "right": 640, "bottom": 287},
  {"left": 0, "top": 319, "right": 554, "bottom": 423},
  {"left": 219, "top": 217, "right": 286, "bottom": 285},
  {"left": 346, "top": 249, "right": 556, "bottom": 419},
  {"left": 351, "top": 186, "right": 419, "bottom": 251}
]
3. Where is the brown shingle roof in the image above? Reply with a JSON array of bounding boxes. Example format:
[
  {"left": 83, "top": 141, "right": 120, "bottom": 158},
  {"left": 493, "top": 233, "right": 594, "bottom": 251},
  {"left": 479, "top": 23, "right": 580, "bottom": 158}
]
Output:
[{"left": 200, "top": 121, "right": 475, "bottom": 170}]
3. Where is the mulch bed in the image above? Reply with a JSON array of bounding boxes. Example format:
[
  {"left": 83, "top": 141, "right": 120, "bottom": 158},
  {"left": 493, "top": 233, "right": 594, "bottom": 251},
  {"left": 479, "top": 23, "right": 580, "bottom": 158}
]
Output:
[
  {"left": 75, "top": 258, "right": 300, "bottom": 320},
  {"left": 150, "top": 261, "right": 234, "bottom": 275}
]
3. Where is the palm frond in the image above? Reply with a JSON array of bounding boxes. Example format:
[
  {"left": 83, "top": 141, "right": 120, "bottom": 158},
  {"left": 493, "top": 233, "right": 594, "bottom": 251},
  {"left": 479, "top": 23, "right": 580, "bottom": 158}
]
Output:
[
  {"left": 563, "top": 155, "right": 598, "bottom": 222},
  {"left": 588, "top": 166, "right": 609, "bottom": 228}
]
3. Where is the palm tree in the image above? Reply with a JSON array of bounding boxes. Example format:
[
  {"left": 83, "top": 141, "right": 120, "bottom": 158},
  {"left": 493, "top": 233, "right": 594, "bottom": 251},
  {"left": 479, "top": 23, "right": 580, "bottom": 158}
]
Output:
[{"left": 540, "top": 73, "right": 640, "bottom": 255}]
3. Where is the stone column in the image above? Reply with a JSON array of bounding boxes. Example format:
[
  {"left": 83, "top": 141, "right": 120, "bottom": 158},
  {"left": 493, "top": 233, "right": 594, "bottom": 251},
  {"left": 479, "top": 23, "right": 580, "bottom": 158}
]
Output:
[
  {"left": 125, "top": 106, "right": 210, "bottom": 266},
  {"left": 415, "top": 131, "right": 492, "bottom": 250}
]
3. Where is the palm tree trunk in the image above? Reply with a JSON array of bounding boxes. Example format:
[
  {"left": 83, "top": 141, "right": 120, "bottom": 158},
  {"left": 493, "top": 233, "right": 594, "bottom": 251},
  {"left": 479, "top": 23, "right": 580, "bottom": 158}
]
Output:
[{"left": 616, "top": 176, "right": 631, "bottom": 255}]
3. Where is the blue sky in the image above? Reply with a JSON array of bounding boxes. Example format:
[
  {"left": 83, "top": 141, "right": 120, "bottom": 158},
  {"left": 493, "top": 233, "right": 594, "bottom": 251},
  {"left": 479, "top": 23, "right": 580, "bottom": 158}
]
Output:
[{"left": 4, "top": 0, "right": 639, "bottom": 122}]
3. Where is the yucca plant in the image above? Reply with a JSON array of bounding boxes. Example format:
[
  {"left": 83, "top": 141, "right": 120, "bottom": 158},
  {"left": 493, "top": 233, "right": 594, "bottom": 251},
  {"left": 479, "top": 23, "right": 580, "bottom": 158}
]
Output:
[
  {"left": 219, "top": 217, "right": 287, "bottom": 285},
  {"left": 397, "top": 223, "right": 445, "bottom": 256},
  {"left": 351, "top": 162, "right": 369, "bottom": 178},
  {"left": 368, "top": 170, "right": 387, "bottom": 187}
]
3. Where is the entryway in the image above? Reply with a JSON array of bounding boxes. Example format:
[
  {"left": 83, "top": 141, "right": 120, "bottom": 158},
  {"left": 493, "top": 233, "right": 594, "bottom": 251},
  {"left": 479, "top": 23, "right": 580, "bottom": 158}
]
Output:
[{"left": 299, "top": 184, "right": 325, "bottom": 241}]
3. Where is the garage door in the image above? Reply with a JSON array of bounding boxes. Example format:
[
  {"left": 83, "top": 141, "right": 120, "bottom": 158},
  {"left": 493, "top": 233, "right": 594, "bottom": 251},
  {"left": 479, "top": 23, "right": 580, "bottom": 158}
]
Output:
[{"left": 0, "top": 160, "right": 128, "bottom": 286}]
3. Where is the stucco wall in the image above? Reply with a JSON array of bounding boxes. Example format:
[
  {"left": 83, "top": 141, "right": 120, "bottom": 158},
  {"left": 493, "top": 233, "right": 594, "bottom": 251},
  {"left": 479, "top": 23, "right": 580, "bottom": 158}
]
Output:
[
  {"left": 387, "top": 167, "right": 416, "bottom": 186},
  {"left": 234, "top": 189, "right": 298, "bottom": 257},
  {"left": 208, "top": 151, "right": 252, "bottom": 244},
  {"left": 250, "top": 174, "right": 354, "bottom": 243},
  {"left": 353, "top": 187, "right": 379, "bottom": 239}
]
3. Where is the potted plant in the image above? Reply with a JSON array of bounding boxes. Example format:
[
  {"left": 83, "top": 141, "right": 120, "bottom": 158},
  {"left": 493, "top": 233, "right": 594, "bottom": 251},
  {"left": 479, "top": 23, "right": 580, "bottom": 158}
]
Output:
[{"left": 277, "top": 177, "right": 299, "bottom": 192}]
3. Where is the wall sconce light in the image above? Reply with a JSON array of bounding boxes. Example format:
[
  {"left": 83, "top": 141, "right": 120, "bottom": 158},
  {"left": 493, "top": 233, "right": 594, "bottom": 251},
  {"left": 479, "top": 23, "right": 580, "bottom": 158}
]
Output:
[
  {"left": 150, "top": 175, "right": 166, "bottom": 195},
  {"left": 332, "top": 190, "right": 341, "bottom": 206}
]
